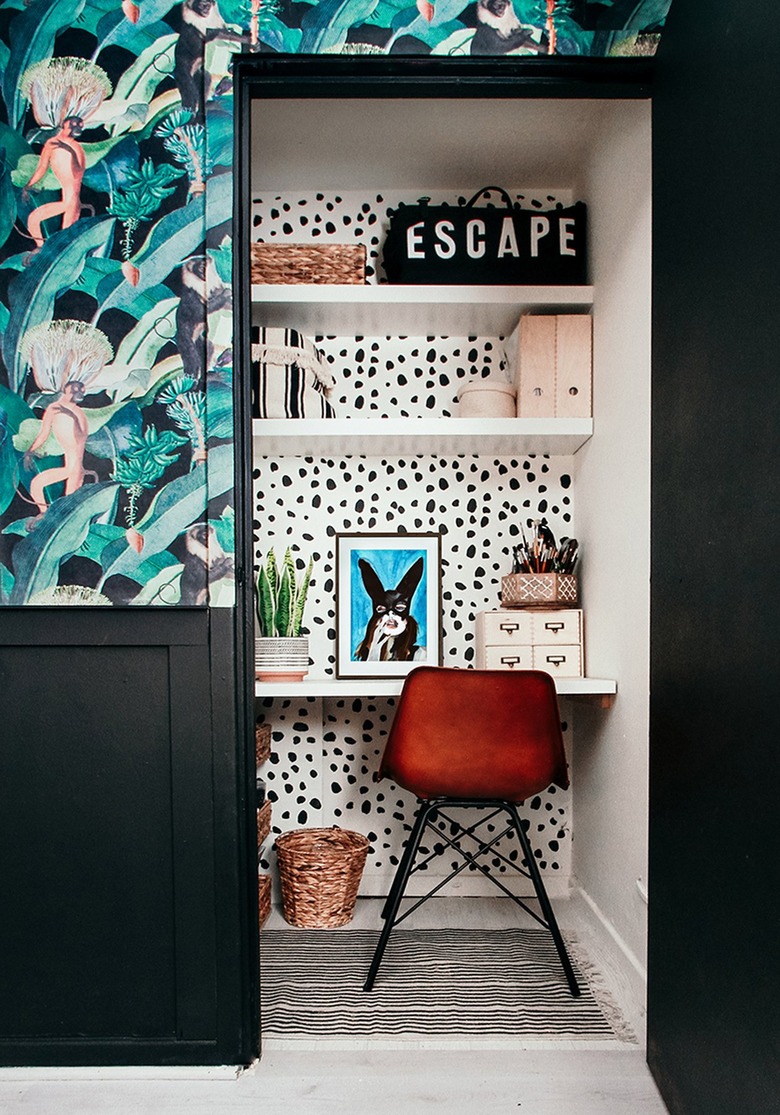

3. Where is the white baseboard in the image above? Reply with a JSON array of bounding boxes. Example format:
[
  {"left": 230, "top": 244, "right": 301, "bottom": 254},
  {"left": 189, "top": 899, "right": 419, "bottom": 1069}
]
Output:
[{"left": 566, "top": 883, "right": 648, "bottom": 1047}]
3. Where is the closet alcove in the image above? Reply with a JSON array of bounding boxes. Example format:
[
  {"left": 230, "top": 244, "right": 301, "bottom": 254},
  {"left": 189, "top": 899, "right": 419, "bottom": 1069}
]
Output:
[{"left": 233, "top": 57, "right": 652, "bottom": 1042}]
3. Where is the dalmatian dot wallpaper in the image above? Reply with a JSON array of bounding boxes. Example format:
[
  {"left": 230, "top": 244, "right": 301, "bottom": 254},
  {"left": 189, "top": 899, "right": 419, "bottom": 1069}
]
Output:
[
  {"left": 257, "top": 694, "right": 573, "bottom": 890},
  {"left": 250, "top": 171, "right": 581, "bottom": 882},
  {"left": 0, "top": 1, "right": 670, "bottom": 608}
]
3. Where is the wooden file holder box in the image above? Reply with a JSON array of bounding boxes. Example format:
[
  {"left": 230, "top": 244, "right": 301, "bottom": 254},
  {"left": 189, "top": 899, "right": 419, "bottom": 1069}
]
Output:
[{"left": 515, "top": 314, "right": 592, "bottom": 419}]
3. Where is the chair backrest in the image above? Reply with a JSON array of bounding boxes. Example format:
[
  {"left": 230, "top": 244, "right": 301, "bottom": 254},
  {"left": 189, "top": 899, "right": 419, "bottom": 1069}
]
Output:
[{"left": 379, "top": 667, "right": 569, "bottom": 802}]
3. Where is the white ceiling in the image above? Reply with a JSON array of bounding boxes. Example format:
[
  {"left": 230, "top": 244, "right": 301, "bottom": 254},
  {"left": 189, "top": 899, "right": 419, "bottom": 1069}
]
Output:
[{"left": 250, "top": 97, "right": 616, "bottom": 194}]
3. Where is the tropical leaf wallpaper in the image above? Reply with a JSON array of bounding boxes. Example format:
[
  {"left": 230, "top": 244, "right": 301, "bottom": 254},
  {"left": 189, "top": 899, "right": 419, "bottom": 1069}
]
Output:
[{"left": 0, "top": 0, "right": 670, "bottom": 608}]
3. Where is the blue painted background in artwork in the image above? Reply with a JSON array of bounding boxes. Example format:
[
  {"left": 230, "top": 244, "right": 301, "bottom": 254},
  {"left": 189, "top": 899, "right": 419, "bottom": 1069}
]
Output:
[{"left": 350, "top": 546, "right": 428, "bottom": 658}]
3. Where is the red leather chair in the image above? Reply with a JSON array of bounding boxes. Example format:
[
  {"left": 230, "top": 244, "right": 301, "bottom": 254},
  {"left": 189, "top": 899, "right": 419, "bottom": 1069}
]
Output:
[{"left": 364, "top": 666, "right": 580, "bottom": 996}]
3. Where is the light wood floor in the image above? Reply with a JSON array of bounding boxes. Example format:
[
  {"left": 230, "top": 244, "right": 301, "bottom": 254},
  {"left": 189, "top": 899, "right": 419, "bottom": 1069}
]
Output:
[
  {"left": 0, "top": 1050, "right": 668, "bottom": 1114},
  {"left": 0, "top": 898, "right": 669, "bottom": 1113}
]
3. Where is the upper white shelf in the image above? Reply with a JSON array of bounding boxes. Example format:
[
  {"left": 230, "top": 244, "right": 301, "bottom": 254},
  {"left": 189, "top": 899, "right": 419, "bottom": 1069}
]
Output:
[
  {"left": 250, "top": 283, "right": 593, "bottom": 337},
  {"left": 255, "top": 676, "right": 616, "bottom": 699},
  {"left": 253, "top": 416, "right": 592, "bottom": 457}
]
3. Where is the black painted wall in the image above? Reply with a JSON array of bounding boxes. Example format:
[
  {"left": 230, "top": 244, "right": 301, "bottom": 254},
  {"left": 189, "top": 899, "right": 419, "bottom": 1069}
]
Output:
[{"left": 649, "top": 2, "right": 780, "bottom": 1111}]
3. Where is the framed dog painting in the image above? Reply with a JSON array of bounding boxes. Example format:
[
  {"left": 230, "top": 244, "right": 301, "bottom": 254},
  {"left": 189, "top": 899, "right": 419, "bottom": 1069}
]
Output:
[{"left": 335, "top": 533, "right": 442, "bottom": 679}]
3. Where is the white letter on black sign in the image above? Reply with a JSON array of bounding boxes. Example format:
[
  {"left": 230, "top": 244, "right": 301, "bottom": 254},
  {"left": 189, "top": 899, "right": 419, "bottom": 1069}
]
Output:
[
  {"left": 530, "top": 216, "right": 550, "bottom": 257},
  {"left": 497, "top": 216, "right": 519, "bottom": 258},
  {"left": 434, "top": 220, "right": 456, "bottom": 258},
  {"left": 466, "top": 219, "right": 486, "bottom": 259},
  {"left": 407, "top": 221, "right": 425, "bottom": 259},
  {"left": 559, "top": 217, "right": 576, "bottom": 256}
]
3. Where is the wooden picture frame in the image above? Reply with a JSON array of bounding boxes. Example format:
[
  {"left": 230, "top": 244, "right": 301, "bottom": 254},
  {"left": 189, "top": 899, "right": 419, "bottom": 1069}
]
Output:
[{"left": 335, "top": 533, "right": 442, "bottom": 679}]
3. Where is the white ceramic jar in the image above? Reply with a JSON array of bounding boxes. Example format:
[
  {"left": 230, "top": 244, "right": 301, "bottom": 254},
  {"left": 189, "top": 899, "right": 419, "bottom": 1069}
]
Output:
[{"left": 457, "top": 379, "right": 517, "bottom": 418}]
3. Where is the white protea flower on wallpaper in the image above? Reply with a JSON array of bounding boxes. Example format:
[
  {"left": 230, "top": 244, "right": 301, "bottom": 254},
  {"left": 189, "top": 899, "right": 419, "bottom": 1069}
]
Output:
[
  {"left": 21, "top": 320, "right": 114, "bottom": 394},
  {"left": 20, "top": 57, "right": 112, "bottom": 129}
]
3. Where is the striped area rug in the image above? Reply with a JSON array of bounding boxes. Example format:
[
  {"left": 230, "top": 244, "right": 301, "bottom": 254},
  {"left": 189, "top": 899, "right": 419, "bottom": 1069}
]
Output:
[{"left": 260, "top": 928, "right": 633, "bottom": 1041}]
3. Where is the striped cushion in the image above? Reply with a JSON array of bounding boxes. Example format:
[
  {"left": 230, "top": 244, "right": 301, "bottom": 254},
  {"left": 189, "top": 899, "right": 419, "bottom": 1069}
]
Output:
[{"left": 251, "top": 326, "right": 336, "bottom": 419}]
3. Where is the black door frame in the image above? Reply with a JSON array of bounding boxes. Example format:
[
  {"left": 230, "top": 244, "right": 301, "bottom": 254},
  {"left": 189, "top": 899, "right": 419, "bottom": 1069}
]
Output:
[{"left": 232, "top": 53, "right": 652, "bottom": 1059}]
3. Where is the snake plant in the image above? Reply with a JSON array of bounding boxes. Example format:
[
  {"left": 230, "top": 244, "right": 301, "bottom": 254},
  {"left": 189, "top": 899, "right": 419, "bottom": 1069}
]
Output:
[{"left": 255, "top": 547, "right": 313, "bottom": 637}]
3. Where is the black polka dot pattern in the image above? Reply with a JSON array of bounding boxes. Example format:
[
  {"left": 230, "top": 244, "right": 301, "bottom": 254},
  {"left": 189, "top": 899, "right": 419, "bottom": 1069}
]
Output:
[
  {"left": 318, "top": 336, "right": 506, "bottom": 418},
  {"left": 252, "top": 186, "right": 575, "bottom": 889},
  {"left": 254, "top": 451, "right": 575, "bottom": 883}
]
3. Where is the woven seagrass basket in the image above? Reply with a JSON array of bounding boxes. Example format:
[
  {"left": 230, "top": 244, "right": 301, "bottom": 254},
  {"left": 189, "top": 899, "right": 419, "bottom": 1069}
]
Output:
[
  {"left": 258, "top": 874, "right": 271, "bottom": 929},
  {"left": 276, "top": 826, "right": 369, "bottom": 928},
  {"left": 251, "top": 242, "right": 365, "bottom": 285},
  {"left": 257, "top": 798, "right": 272, "bottom": 848},
  {"left": 255, "top": 721, "right": 272, "bottom": 766}
]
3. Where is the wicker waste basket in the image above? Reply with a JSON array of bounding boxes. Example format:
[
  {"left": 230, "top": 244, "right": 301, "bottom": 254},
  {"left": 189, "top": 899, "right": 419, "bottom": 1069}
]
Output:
[{"left": 276, "top": 826, "right": 369, "bottom": 928}]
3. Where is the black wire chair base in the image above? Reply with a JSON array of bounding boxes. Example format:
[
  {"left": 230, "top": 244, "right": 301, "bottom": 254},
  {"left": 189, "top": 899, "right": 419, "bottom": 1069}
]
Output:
[{"left": 364, "top": 797, "right": 580, "bottom": 997}]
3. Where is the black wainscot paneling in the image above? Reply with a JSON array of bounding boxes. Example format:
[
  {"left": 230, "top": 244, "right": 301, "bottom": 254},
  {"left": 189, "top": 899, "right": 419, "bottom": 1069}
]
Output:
[{"left": 0, "top": 607, "right": 252, "bottom": 1066}]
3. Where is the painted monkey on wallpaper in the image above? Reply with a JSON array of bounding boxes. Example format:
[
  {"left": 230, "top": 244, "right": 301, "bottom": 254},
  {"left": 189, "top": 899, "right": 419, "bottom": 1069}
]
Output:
[
  {"left": 471, "top": 0, "right": 546, "bottom": 54},
  {"left": 23, "top": 382, "right": 95, "bottom": 520},
  {"left": 18, "top": 59, "right": 111, "bottom": 256},
  {"left": 176, "top": 255, "right": 232, "bottom": 387},
  {"left": 22, "top": 117, "right": 87, "bottom": 252},
  {"left": 179, "top": 522, "right": 235, "bottom": 604},
  {"left": 18, "top": 319, "right": 114, "bottom": 524},
  {"left": 175, "top": 0, "right": 250, "bottom": 117}
]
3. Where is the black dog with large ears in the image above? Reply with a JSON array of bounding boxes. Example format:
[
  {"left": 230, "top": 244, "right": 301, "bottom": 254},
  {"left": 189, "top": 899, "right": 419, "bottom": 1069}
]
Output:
[{"left": 354, "top": 556, "right": 425, "bottom": 662}]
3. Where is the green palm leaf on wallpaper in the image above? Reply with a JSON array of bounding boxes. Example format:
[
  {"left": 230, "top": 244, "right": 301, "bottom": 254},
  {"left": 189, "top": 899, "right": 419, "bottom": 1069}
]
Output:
[
  {"left": 90, "top": 0, "right": 180, "bottom": 58},
  {"left": 300, "top": 0, "right": 381, "bottom": 52},
  {"left": 83, "top": 402, "right": 144, "bottom": 470},
  {"left": 591, "top": 0, "right": 670, "bottom": 52},
  {"left": 383, "top": 0, "right": 471, "bottom": 51},
  {"left": 108, "top": 298, "right": 179, "bottom": 402},
  {"left": 0, "top": 385, "right": 37, "bottom": 519},
  {"left": 0, "top": 425, "right": 20, "bottom": 526},
  {"left": 599, "top": 0, "right": 671, "bottom": 29},
  {"left": 92, "top": 36, "right": 177, "bottom": 138},
  {"left": 1, "top": 0, "right": 87, "bottom": 128},
  {"left": 0, "top": 122, "right": 31, "bottom": 253},
  {"left": 96, "top": 442, "right": 233, "bottom": 589},
  {"left": 3, "top": 217, "right": 117, "bottom": 392},
  {"left": 0, "top": 161, "right": 16, "bottom": 262},
  {"left": 9, "top": 481, "right": 120, "bottom": 604},
  {"left": 94, "top": 172, "right": 231, "bottom": 317}
]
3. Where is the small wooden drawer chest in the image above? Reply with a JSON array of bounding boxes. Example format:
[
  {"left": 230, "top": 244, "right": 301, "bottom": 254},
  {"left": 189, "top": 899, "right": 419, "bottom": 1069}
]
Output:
[{"left": 475, "top": 609, "right": 584, "bottom": 677}]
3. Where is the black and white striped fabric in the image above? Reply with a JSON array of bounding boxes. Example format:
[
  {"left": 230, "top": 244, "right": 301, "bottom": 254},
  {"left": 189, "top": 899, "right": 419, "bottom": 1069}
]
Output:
[
  {"left": 251, "top": 326, "right": 336, "bottom": 419},
  {"left": 260, "top": 928, "right": 631, "bottom": 1040}
]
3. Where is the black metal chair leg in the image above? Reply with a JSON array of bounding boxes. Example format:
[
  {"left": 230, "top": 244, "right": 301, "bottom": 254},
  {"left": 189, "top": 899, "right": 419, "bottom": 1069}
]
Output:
[
  {"left": 506, "top": 803, "right": 581, "bottom": 998},
  {"left": 379, "top": 800, "right": 431, "bottom": 921},
  {"left": 364, "top": 800, "right": 435, "bottom": 992}
]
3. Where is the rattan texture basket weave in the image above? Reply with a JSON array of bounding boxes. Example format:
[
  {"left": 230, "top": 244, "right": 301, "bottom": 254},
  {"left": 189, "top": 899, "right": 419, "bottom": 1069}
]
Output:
[
  {"left": 257, "top": 798, "right": 272, "bottom": 848},
  {"left": 258, "top": 874, "right": 271, "bottom": 928},
  {"left": 251, "top": 242, "right": 365, "bottom": 285},
  {"left": 255, "top": 721, "right": 272, "bottom": 766},
  {"left": 276, "top": 827, "right": 369, "bottom": 928}
]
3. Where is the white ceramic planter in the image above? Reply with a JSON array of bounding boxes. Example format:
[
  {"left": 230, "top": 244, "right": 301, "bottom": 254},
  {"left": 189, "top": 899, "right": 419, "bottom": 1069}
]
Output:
[{"left": 255, "top": 636, "right": 310, "bottom": 682}]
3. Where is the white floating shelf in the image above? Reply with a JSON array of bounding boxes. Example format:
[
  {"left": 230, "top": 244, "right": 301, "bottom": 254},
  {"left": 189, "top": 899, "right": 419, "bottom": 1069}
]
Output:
[
  {"left": 253, "top": 416, "right": 592, "bottom": 457},
  {"left": 250, "top": 283, "right": 593, "bottom": 337},
  {"left": 255, "top": 676, "right": 616, "bottom": 699}
]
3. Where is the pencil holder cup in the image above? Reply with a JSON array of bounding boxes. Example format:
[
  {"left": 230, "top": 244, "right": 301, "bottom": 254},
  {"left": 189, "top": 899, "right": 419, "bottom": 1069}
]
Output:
[{"left": 501, "top": 573, "right": 578, "bottom": 608}]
